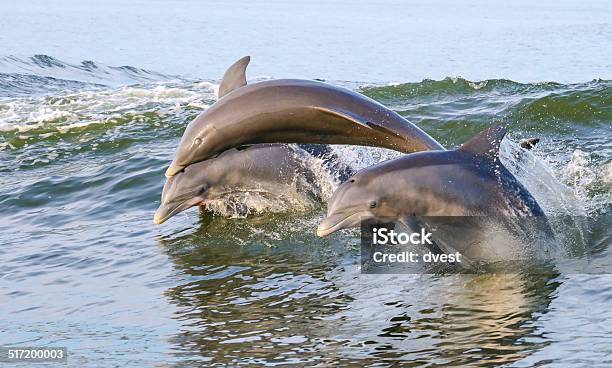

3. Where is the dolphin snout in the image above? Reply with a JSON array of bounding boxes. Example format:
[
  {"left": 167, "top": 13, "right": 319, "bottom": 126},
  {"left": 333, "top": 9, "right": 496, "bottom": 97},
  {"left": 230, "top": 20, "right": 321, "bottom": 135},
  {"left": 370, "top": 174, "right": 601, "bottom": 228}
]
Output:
[
  {"left": 153, "top": 196, "right": 205, "bottom": 225},
  {"left": 153, "top": 204, "right": 173, "bottom": 225},
  {"left": 317, "top": 211, "right": 370, "bottom": 237},
  {"left": 165, "top": 162, "right": 185, "bottom": 178}
]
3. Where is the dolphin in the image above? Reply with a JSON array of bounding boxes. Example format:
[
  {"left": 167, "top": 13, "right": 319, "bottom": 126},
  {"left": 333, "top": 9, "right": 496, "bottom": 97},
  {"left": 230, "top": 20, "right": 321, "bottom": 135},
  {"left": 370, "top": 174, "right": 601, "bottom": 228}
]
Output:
[
  {"left": 154, "top": 144, "right": 321, "bottom": 225},
  {"left": 316, "top": 126, "right": 554, "bottom": 262},
  {"left": 164, "top": 56, "right": 443, "bottom": 177}
]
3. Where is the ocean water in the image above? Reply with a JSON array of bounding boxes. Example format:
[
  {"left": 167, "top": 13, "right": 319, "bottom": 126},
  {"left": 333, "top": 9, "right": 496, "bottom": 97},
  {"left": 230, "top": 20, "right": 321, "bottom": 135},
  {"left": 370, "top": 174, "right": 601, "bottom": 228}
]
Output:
[{"left": 1, "top": 1, "right": 611, "bottom": 367}]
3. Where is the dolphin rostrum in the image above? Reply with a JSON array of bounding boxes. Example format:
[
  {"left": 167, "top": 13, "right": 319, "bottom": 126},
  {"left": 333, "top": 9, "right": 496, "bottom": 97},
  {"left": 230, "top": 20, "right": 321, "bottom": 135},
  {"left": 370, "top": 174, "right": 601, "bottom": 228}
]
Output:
[
  {"left": 154, "top": 144, "right": 321, "bottom": 224},
  {"left": 316, "top": 126, "right": 553, "bottom": 262},
  {"left": 165, "top": 56, "right": 443, "bottom": 177}
]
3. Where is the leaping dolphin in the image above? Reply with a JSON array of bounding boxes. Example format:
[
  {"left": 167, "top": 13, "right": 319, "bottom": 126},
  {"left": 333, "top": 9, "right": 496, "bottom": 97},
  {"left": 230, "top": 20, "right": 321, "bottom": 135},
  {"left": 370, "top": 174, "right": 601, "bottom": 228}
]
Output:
[
  {"left": 316, "top": 126, "right": 554, "bottom": 262},
  {"left": 165, "top": 56, "right": 443, "bottom": 177},
  {"left": 154, "top": 144, "right": 321, "bottom": 225}
]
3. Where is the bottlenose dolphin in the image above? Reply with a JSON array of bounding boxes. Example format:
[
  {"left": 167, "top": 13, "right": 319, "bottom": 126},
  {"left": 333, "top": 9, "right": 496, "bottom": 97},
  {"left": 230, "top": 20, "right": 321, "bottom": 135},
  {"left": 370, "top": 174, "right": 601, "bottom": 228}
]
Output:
[
  {"left": 317, "top": 126, "right": 553, "bottom": 262},
  {"left": 154, "top": 144, "right": 320, "bottom": 224},
  {"left": 165, "top": 56, "right": 443, "bottom": 177}
]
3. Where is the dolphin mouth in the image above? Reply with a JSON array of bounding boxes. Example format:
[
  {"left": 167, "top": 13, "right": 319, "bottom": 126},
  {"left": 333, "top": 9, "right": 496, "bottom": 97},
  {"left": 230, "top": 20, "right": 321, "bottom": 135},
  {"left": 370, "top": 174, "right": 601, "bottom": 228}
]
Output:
[
  {"left": 317, "top": 211, "right": 372, "bottom": 237},
  {"left": 153, "top": 196, "right": 205, "bottom": 225},
  {"left": 165, "top": 162, "right": 185, "bottom": 178}
]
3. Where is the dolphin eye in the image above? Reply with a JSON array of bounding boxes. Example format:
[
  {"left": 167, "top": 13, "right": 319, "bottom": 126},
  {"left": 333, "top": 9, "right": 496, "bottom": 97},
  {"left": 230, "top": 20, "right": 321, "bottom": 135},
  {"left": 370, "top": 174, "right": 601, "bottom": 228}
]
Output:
[
  {"left": 194, "top": 137, "right": 202, "bottom": 146},
  {"left": 349, "top": 179, "right": 355, "bottom": 183},
  {"left": 370, "top": 201, "right": 377, "bottom": 208}
]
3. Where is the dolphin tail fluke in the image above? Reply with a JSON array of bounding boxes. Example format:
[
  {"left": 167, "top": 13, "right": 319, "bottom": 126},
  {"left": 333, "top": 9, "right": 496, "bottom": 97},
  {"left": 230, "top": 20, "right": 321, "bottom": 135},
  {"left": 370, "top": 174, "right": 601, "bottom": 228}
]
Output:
[{"left": 519, "top": 137, "right": 540, "bottom": 150}]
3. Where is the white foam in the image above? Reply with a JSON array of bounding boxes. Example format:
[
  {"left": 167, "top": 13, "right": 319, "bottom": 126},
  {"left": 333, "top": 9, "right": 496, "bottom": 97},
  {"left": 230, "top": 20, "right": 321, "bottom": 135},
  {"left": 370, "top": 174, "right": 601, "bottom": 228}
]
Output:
[
  {"left": 0, "top": 81, "right": 217, "bottom": 138},
  {"left": 501, "top": 140, "right": 585, "bottom": 216},
  {"left": 561, "top": 150, "right": 595, "bottom": 199},
  {"left": 603, "top": 161, "right": 612, "bottom": 186}
]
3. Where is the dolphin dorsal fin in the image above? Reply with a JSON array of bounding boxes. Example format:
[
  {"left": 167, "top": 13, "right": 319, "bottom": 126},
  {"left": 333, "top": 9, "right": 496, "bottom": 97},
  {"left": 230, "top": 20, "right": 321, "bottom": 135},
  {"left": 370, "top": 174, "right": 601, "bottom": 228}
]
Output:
[
  {"left": 218, "top": 56, "right": 250, "bottom": 98},
  {"left": 458, "top": 125, "right": 507, "bottom": 160}
]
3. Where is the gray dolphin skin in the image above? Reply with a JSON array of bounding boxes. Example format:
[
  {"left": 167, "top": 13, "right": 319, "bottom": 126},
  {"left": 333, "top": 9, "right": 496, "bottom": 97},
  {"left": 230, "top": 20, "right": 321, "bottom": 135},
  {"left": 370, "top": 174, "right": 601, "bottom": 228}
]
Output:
[
  {"left": 154, "top": 144, "right": 314, "bottom": 225},
  {"left": 316, "top": 126, "right": 551, "bottom": 261},
  {"left": 165, "top": 56, "right": 443, "bottom": 177}
]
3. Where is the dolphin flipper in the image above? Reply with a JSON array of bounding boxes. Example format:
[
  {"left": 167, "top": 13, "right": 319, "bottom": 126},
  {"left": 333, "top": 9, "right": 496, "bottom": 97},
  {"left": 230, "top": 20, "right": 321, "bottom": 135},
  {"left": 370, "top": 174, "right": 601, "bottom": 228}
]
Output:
[
  {"left": 312, "top": 106, "right": 374, "bottom": 130},
  {"left": 219, "top": 56, "right": 250, "bottom": 98}
]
